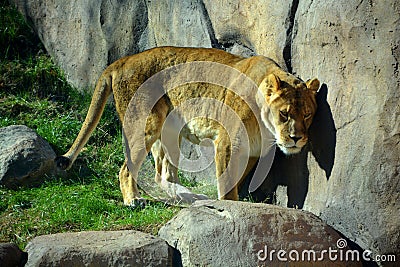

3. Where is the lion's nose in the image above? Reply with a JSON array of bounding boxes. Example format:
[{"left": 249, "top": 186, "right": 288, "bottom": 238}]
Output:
[{"left": 289, "top": 135, "right": 302, "bottom": 144}]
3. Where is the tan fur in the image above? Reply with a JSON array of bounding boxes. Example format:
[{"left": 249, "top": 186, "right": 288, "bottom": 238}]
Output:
[{"left": 56, "top": 47, "right": 319, "bottom": 205}]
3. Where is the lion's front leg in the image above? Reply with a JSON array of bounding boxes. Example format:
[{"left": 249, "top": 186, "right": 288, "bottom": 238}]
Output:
[
  {"left": 151, "top": 139, "right": 179, "bottom": 185},
  {"left": 214, "top": 133, "right": 252, "bottom": 201},
  {"left": 214, "top": 136, "right": 239, "bottom": 201}
]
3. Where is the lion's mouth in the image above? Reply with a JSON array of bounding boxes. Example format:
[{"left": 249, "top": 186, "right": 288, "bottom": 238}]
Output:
[{"left": 277, "top": 143, "right": 302, "bottom": 155}]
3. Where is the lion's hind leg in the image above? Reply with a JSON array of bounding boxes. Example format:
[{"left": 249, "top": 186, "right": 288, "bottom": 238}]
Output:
[
  {"left": 119, "top": 132, "right": 160, "bottom": 208},
  {"left": 120, "top": 101, "right": 168, "bottom": 207},
  {"left": 119, "top": 160, "right": 145, "bottom": 208},
  {"left": 151, "top": 138, "right": 208, "bottom": 205}
]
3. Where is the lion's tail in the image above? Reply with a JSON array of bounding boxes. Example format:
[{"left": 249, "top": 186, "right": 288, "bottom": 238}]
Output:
[{"left": 55, "top": 73, "right": 112, "bottom": 170}]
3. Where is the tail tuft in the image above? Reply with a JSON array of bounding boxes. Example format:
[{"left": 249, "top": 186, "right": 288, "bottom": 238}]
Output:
[{"left": 55, "top": 156, "right": 71, "bottom": 170}]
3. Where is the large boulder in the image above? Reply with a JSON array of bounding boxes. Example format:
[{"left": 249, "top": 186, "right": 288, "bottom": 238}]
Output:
[
  {"left": 11, "top": 0, "right": 399, "bottom": 260},
  {"left": 11, "top": 0, "right": 299, "bottom": 89},
  {"left": 290, "top": 0, "right": 400, "bottom": 259},
  {"left": 159, "top": 200, "right": 364, "bottom": 266},
  {"left": 11, "top": 0, "right": 213, "bottom": 89},
  {"left": 17, "top": 0, "right": 149, "bottom": 89},
  {"left": 202, "top": 0, "right": 292, "bottom": 67},
  {"left": 25, "top": 230, "right": 174, "bottom": 267},
  {"left": 0, "top": 125, "right": 56, "bottom": 188}
]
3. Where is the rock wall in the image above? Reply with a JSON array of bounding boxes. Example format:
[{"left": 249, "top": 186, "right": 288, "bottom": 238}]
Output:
[
  {"left": 11, "top": 0, "right": 298, "bottom": 89},
  {"left": 11, "top": 0, "right": 399, "bottom": 260},
  {"left": 291, "top": 0, "right": 400, "bottom": 258}
]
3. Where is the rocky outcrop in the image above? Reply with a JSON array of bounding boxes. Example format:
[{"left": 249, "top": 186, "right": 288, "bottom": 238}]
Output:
[
  {"left": 11, "top": 0, "right": 299, "bottom": 89},
  {"left": 25, "top": 230, "right": 174, "bottom": 267},
  {"left": 159, "top": 200, "right": 364, "bottom": 266},
  {"left": 291, "top": 0, "right": 400, "bottom": 259},
  {"left": 0, "top": 125, "right": 56, "bottom": 189},
  {"left": 11, "top": 0, "right": 399, "bottom": 260},
  {"left": 23, "top": 201, "right": 369, "bottom": 266}
]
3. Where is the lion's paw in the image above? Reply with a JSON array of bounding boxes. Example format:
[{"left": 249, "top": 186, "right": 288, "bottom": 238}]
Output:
[
  {"left": 54, "top": 156, "right": 71, "bottom": 170},
  {"left": 126, "top": 198, "right": 147, "bottom": 210}
]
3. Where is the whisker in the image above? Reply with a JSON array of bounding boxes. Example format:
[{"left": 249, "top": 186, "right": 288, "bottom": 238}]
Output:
[{"left": 261, "top": 139, "right": 277, "bottom": 151}]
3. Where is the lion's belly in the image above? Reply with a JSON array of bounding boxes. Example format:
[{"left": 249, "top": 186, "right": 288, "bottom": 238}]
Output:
[
  {"left": 163, "top": 84, "right": 265, "bottom": 158},
  {"left": 178, "top": 118, "right": 263, "bottom": 158},
  {"left": 181, "top": 118, "right": 220, "bottom": 143}
]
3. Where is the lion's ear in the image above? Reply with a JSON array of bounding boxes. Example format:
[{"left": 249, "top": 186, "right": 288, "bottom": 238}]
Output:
[
  {"left": 259, "top": 73, "right": 280, "bottom": 96},
  {"left": 306, "top": 78, "right": 320, "bottom": 94}
]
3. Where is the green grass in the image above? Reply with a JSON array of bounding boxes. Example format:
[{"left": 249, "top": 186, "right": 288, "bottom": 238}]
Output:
[
  {"left": 0, "top": 1, "right": 180, "bottom": 248},
  {"left": 179, "top": 171, "right": 219, "bottom": 199},
  {"left": 0, "top": 180, "right": 178, "bottom": 248},
  {"left": 0, "top": 0, "right": 40, "bottom": 60}
]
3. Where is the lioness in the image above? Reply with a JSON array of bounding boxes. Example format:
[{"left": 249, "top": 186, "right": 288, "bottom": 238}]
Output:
[{"left": 56, "top": 46, "right": 319, "bottom": 206}]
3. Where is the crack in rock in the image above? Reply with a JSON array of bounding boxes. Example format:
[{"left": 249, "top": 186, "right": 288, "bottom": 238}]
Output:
[{"left": 283, "top": 0, "right": 299, "bottom": 73}]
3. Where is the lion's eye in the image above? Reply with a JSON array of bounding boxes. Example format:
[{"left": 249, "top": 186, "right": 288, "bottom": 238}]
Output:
[{"left": 280, "top": 110, "right": 288, "bottom": 120}]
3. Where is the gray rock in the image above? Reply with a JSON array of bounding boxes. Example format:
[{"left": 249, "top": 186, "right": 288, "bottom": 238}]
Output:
[
  {"left": 25, "top": 230, "right": 173, "bottom": 267},
  {"left": 0, "top": 243, "right": 28, "bottom": 267},
  {"left": 11, "top": 0, "right": 291, "bottom": 89},
  {"left": 159, "top": 200, "right": 363, "bottom": 266},
  {"left": 142, "top": 0, "right": 212, "bottom": 49},
  {"left": 290, "top": 0, "right": 400, "bottom": 259},
  {"left": 0, "top": 125, "right": 56, "bottom": 189},
  {"left": 11, "top": 0, "right": 213, "bottom": 90},
  {"left": 202, "top": 0, "right": 292, "bottom": 67},
  {"left": 28, "top": 0, "right": 148, "bottom": 90}
]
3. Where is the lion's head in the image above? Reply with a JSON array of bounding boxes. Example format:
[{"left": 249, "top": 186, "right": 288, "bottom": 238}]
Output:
[{"left": 258, "top": 73, "right": 320, "bottom": 154}]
